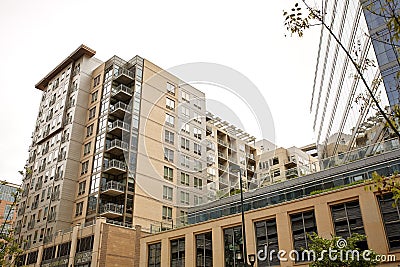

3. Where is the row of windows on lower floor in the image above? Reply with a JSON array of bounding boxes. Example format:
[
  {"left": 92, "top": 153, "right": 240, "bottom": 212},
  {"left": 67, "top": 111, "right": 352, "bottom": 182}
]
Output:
[{"left": 148, "top": 194, "right": 400, "bottom": 267}]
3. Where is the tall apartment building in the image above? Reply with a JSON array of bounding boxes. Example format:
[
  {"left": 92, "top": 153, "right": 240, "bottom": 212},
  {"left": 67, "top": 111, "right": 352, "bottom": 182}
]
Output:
[
  {"left": 255, "top": 142, "right": 319, "bottom": 187},
  {"left": 16, "top": 45, "right": 209, "bottom": 248},
  {"left": 205, "top": 113, "right": 257, "bottom": 198},
  {"left": 311, "top": 0, "right": 399, "bottom": 161}
]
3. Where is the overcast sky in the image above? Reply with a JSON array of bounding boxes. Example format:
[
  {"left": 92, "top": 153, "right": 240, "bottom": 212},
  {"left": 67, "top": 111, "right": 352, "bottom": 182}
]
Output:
[{"left": 0, "top": 0, "right": 320, "bottom": 184}]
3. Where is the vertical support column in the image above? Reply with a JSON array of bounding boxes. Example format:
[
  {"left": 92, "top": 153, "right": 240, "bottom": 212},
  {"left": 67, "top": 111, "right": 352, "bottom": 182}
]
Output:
[
  {"left": 276, "top": 212, "right": 293, "bottom": 265},
  {"left": 68, "top": 223, "right": 81, "bottom": 266},
  {"left": 134, "top": 225, "right": 142, "bottom": 267},
  {"left": 245, "top": 215, "right": 256, "bottom": 260},
  {"left": 212, "top": 225, "right": 224, "bottom": 266},
  {"left": 185, "top": 232, "right": 194, "bottom": 267},
  {"left": 359, "top": 190, "right": 388, "bottom": 255},
  {"left": 160, "top": 238, "right": 169, "bottom": 267},
  {"left": 314, "top": 202, "right": 334, "bottom": 239},
  {"left": 34, "top": 245, "right": 43, "bottom": 267},
  {"left": 92, "top": 217, "right": 106, "bottom": 267}
]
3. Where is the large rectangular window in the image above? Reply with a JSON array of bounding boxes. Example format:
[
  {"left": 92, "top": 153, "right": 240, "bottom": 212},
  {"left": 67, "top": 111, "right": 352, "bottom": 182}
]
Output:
[
  {"left": 223, "top": 226, "right": 242, "bottom": 267},
  {"left": 148, "top": 242, "right": 161, "bottom": 267},
  {"left": 331, "top": 200, "right": 367, "bottom": 249},
  {"left": 171, "top": 238, "right": 185, "bottom": 267},
  {"left": 290, "top": 210, "right": 317, "bottom": 261},
  {"left": 378, "top": 193, "right": 400, "bottom": 250},
  {"left": 255, "top": 218, "right": 279, "bottom": 266},
  {"left": 196, "top": 232, "right": 212, "bottom": 267}
]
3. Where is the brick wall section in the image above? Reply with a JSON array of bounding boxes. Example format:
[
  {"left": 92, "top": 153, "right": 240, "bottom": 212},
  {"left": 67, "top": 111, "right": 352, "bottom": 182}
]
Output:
[{"left": 98, "top": 224, "right": 109, "bottom": 267}]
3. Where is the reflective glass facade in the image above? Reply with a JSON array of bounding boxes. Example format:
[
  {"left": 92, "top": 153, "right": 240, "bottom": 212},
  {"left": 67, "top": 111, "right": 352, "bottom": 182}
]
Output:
[{"left": 311, "top": 0, "right": 394, "bottom": 159}]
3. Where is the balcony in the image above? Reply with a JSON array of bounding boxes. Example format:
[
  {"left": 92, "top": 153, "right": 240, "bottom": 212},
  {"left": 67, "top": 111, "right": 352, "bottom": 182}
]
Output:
[
  {"left": 101, "top": 181, "right": 125, "bottom": 196},
  {"left": 246, "top": 153, "right": 255, "bottom": 161},
  {"left": 285, "top": 168, "right": 299, "bottom": 179},
  {"left": 218, "top": 151, "right": 227, "bottom": 160},
  {"left": 217, "top": 138, "right": 227, "bottom": 147},
  {"left": 284, "top": 160, "right": 297, "bottom": 169},
  {"left": 100, "top": 203, "right": 124, "bottom": 218},
  {"left": 247, "top": 165, "right": 255, "bottom": 172},
  {"left": 218, "top": 164, "right": 226, "bottom": 171},
  {"left": 106, "top": 139, "right": 129, "bottom": 156},
  {"left": 114, "top": 68, "right": 134, "bottom": 84},
  {"left": 108, "top": 120, "right": 130, "bottom": 137},
  {"left": 109, "top": 102, "right": 131, "bottom": 119},
  {"left": 103, "top": 159, "right": 127, "bottom": 175},
  {"left": 111, "top": 84, "right": 133, "bottom": 102}
]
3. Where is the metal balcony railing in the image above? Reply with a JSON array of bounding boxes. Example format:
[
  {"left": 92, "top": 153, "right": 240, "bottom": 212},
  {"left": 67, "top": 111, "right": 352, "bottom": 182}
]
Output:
[
  {"left": 112, "top": 84, "right": 133, "bottom": 96},
  {"left": 100, "top": 203, "right": 124, "bottom": 215},
  {"left": 108, "top": 120, "right": 130, "bottom": 132},
  {"left": 102, "top": 180, "right": 125, "bottom": 192}
]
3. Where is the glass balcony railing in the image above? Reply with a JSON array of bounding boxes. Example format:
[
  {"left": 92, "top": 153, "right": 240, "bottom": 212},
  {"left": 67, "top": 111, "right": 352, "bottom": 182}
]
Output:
[
  {"left": 100, "top": 203, "right": 124, "bottom": 216},
  {"left": 111, "top": 84, "right": 133, "bottom": 97}
]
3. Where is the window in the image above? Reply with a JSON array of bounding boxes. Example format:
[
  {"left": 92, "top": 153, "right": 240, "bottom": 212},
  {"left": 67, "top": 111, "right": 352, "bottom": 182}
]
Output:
[
  {"left": 164, "top": 148, "right": 174, "bottom": 162},
  {"left": 165, "top": 130, "right": 174, "bottom": 145},
  {"left": 93, "top": 75, "right": 101, "bottom": 87},
  {"left": 78, "top": 181, "right": 86, "bottom": 195},
  {"left": 255, "top": 218, "right": 279, "bottom": 266},
  {"left": 194, "top": 128, "right": 202, "bottom": 140},
  {"left": 166, "top": 98, "right": 175, "bottom": 110},
  {"left": 290, "top": 210, "right": 317, "bottom": 262},
  {"left": 180, "top": 210, "right": 188, "bottom": 225},
  {"left": 193, "top": 98, "right": 202, "bottom": 109},
  {"left": 272, "top": 157, "right": 279, "bottom": 165},
  {"left": 89, "top": 107, "right": 96, "bottom": 120},
  {"left": 181, "top": 106, "right": 190, "bottom": 118},
  {"left": 378, "top": 193, "right": 400, "bottom": 250},
  {"left": 167, "top": 82, "right": 175, "bottom": 95},
  {"left": 181, "top": 137, "right": 190, "bottom": 151},
  {"left": 331, "top": 200, "right": 367, "bottom": 250},
  {"left": 194, "top": 177, "right": 203, "bottom": 188},
  {"left": 224, "top": 226, "right": 243, "bottom": 267},
  {"left": 165, "top": 114, "right": 175, "bottom": 127},
  {"left": 196, "top": 232, "right": 212, "bottom": 267},
  {"left": 171, "top": 238, "right": 185, "bottom": 267},
  {"left": 91, "top": 91, "right": 98, "bottom": 103},
  {"left": 75, "top": 202, "right": 83, "bottom": 217},
  {"left": 180, "top": 191, "right": 190, "bottom": 205},
  {"left": 148, "top": 242, "right": 161, "bottom": 267},
  {"left": 162, "top": 206, "right": 172, "bottom": 220},
  {"left": 83, "top": 142, "right": 91, "bottom": 156},
  {"left": 86, "top": 124, "right": 94, "bottom": 137},
  {"left": 194, "top": 143, "right": 201, "bottom": 155},
  {"left": 194, "top": 112, "right": 201, "bottom": 124},
  {"left": 163, "top": 186, "right": 173, "bottom": 201},
  {"left": 182, "top": 124, "right": 190, "bottom": 134},
  {"left": 164, "top": 166, "right": 173, "bottom": 181},
  {"left": 193, "top": 160, "right": 202, "bottom": 172},
  {"left": 182, "top": 91, "right": 190, "bottom": 103},
  {"left": 81, "top": 161, "right": 89, "bottom": 175},
  {"left": 194, "top": 195, "right": 203, "bottom": 205},
  {"left": 181, "top": 155, "right": 190, "bottom": 168},
  {"left": 271, "top": 169, "right": 280, "bottom": 178},
  {"left": 181, "top": 173, "right": 189, "bottom": 186}
]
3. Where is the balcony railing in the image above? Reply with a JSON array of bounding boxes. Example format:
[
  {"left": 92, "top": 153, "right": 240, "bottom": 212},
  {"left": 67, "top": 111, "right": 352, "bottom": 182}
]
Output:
[
  {"left": 217, "top": 138, "right": 227, "bottom": 147},
  {"left": 112, "top": 84, "right": 133, "bottom": 97},
  {"left": 114, "top": 68, "right": 135, "bottom": 84},
  {"left": 101, "top": 181, "right": 125, "bottom": 196},
  {"left": 108, "top": 120, "right": 130, "bottom": 136},
  {"left": 218, "top": 152, "right": 227, "bottom": 159},
  {"left": 100, "top": 203, "right": 124, "bottom": 218},
  {"left": 106, "top": 139, "right": 129, "bottom": 155},
  {"left": 103, "top": 159, "right": 127, "bottom": 175},
  {"left": 110, "top": 102, "right": 131, "bottom": 118}
]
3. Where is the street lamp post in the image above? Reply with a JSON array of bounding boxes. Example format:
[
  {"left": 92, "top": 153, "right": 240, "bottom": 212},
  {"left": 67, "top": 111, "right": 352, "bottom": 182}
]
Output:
[{"left": 231, "top": 165, "right": 252, "bottom": 267}]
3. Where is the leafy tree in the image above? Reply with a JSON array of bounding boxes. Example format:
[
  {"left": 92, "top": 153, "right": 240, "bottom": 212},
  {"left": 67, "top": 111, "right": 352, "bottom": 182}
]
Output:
[
  {"left": 307, "top": 233, "right": 378, "bottom": 266},
  {"left": 366, "top": 171, "right": 400, "bottom": 206}
]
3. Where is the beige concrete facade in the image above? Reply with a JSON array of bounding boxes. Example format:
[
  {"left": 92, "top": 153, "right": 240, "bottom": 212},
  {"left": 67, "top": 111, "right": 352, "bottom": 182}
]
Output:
[{"left": 140, "top": 183, "right": 400, "bottom": 266}]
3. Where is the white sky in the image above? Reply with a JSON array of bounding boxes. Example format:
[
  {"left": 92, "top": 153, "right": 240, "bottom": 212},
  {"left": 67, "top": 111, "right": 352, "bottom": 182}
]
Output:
[{"left": 0, "top": 0, "right": 320, "bottom": 184}]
